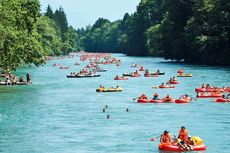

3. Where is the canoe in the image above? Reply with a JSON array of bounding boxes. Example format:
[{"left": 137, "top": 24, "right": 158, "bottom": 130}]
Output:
[
  {"left": 177, "top": 73, "right": 192, "bottom": 77},
  {"left": 158, "top": 143, "right": 206, "bottom": 152},
  {"left": 158, "top": 85, "right": 175, "bottom": 88},
  {"left": 96, "top": 88, "right": 122, "bottom": 92},
  {"left": 213, "top": 98, "right": 230, "bottom": 102}
]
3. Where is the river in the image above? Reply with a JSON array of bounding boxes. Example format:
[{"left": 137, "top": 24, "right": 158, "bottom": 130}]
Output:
[{"left": 0, "top": 54, "right": 229, "bottom": 153}]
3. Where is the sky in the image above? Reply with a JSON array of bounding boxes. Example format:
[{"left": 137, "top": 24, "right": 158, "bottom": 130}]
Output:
[{"left": 40, "top": 0, "right": 140, "bottom": 29}]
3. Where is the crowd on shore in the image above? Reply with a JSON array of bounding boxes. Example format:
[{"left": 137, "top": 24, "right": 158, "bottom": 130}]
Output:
[{"left": 0, "top": 72, "right": 32, "bottom": 85}]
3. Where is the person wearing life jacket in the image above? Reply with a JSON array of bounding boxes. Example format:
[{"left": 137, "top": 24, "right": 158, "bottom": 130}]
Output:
[
  {"left": 201, "top": 84, "right": 206, "bottom": 88},
  {"left": 153, "top": 93, "right": 159, "bottom": 100},
  {"left": 178, "top": 126, "right": 188, "bottom": 142},
  {"left": 177, "top": 126, "right": 189, "bottom": 151},
  {"left": 160, "top": 130, "right": 171, "bottom": 144},
  {"left": 163, "top": 94, "right": 173, "bottom": 102},
  {"left": 139, "top": 94, "right": 148, "bottom": 100}
]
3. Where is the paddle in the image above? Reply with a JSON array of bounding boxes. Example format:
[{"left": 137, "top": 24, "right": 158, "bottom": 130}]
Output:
[
  {"left": 152, "top": 86, "right": 159, "bottom": 89},
  {"left": 150, "top": 135, "right": 161, "bottom": 141}
]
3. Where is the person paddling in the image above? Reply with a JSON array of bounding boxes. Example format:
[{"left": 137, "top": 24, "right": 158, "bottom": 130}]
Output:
[
  {"left": 177, "top": 126, "right": 189, "bottom": 151},
  {"left": 160, "top": 130, "right": 171, "bottom": 144}
]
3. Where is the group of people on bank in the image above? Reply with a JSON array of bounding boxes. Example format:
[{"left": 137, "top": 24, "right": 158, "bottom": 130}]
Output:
[
  {"left": 160, "top": 126, "right": 196, "bottom": 151},
  {"left": 0, "top": 72, "right": 32, "bottom": 85}
]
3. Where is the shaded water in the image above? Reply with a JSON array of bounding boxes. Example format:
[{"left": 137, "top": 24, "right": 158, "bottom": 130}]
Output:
[{"left": 0, "top": 54, "right": 229, "bottom": 153}]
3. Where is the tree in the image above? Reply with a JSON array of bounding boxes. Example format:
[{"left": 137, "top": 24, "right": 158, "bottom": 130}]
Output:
[{"left": 0, "top": 0, "right": 45, "bottom": 73}]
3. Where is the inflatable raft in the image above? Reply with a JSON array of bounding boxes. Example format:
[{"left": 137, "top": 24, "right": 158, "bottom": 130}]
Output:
[
  {"left": 169, "top": 80, "right": 179, "bottom": 84},
  {"left": 213, "top": 98, "right": 230, "bottom": 102},
  {"left": 158, "top": 85, "right": 175, "bottom": 88},
  {"left": 197, "top": 93, "right": 222, "bottom": 98},
  {"left": 177, "top": 73, "right": 192, "bottom": 77},
  {"left": 175, "top": 98, "right": 191, "bottom": 104},
  {"left": 96, "top": 87, "right": 123, "bottom": 92},
  {"left": 195, "top": 88, "right": 224, "bottom": 93},
  {"left": 114, "top": 76, "right": 128, "bottom": 80},
  {"left": 137, "top": 99, "right": 174, "bottom": 103},
  {"left": 67, "top": 74, "right": 100, "bottom": 78},
  {"left": 158, "top": 143, "right": 206, "bottom": 152}
]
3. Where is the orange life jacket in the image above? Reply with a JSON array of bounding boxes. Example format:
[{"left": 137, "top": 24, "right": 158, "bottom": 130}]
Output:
[
  {"left": 179, "top": 129, "right": 188, "bottom": 141},
  {"left": 161, "top": 133, "right": 171, "bottom": 143}
]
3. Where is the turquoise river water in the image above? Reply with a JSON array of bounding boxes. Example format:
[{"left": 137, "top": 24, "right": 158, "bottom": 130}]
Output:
[{"left": 0, "top": 54, "right": 230, "bottom": 153}]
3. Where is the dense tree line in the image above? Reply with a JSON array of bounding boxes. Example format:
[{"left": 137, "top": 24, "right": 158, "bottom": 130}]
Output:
[
  {"left": 78, "top": 0, "right": 230, "bottom": 65},
  {"left": 0, "top": 0, "right": 81, "bottom": 73}
]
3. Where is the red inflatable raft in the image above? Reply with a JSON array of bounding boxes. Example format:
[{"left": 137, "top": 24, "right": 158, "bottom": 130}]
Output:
[
  {"left": 195, "top": 88, "right": 224, "bottom": 93},
  {"left": 169, "top": 80, "right": 179, "bottom": 84},
  {"left": 175, "top": 98, "right": 191, "bottom": 104},
  {"left": 139, "top": 67, "right": 145, "bottom": 71},
  {"left": 158, "top": 143, "right": 206, "bottom": 152},
  {"left": 137, "top": 99, "right": 174, "bottom": 103},
  {"left": 213, "top": 98, "right": 230, "bottom": 102},
  {"left": 158, "top": 85, "right": 175, "bottom": 88},
  {"left": 114, "top": 76, "right": 128, "bottom": 80},
  {"left": 197, "top": 93, "right": 222, "bottom": 98}
]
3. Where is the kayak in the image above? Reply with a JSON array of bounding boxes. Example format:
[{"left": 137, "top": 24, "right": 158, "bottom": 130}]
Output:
[
  {"left": 158, "top": 85, "right": 175, "bottom": 88},
  {"left": 195, "top": 88, "right": 224, "bottom": 93},
  {"left": 114, "top": 76, "right": 128, "bottom": 80},
  {"left": 177, "top": 73, "right": 192, "bottom": 77},
  {"left": 175, "top": 98, "right": 191, "bottom": 104},
  {"left": 197, "top": 93, "right": 222, "bottom": 98},
  {"left": 213, "top": 98, "right": 230, "bottom": 102},
  {"left": 96, "top": 87, "right": 122, "bottom": 92},
  {"left": 144, "top": 74, "right": 158, "bottom": 77},
  {"left": 169, "top": 80, "right": 179, "bottom": 84},
  {"left": 154, "top": 72, "right": 165, "bottom": 75},
  {"left": 158, "top": 143, "right": 206, "bottom": 152}
]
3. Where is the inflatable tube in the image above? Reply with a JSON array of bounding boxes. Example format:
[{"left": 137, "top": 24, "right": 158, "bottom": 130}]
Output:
[
  {"left": 175, "top": 99, "right": 191, "bottom": 104},
  {"left": 213, "top": 98, "right": 230, "bottom": 102},
  {"left": 159, "top": 85, "right": 175, "bottom": 88},
  {"left": 177, "top": 73, "right": 192, "bottom": 77},
  {"left": 158, "top": 143, "right": 206, "bottom": 151}
]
